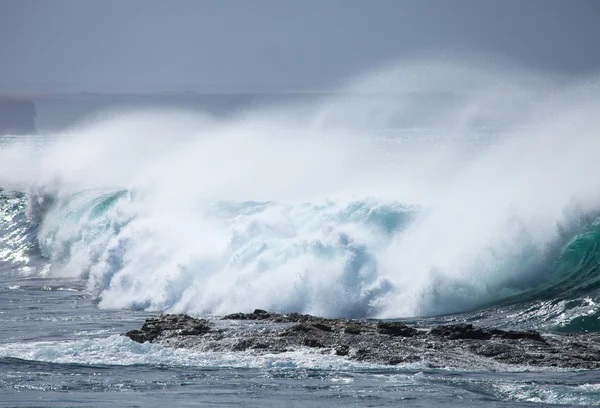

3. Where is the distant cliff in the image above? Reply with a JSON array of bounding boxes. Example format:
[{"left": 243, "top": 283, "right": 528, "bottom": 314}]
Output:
[{"left": 0, "top": 99, "right": 37, "bottom": 135}]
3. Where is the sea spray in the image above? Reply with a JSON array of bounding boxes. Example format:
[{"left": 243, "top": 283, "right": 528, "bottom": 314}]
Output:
[{"left": 0, "top": 57, "right": 599, "bottom": 319}]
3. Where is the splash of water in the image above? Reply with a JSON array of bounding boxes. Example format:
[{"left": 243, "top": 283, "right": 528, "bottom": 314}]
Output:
[{"left": 1, "top": 57, "right": 600, "bottom": 318}]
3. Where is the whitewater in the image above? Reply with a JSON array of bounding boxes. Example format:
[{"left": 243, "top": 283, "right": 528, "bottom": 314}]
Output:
[{"left": 2, "top": 58, "right": 600, "bottom": 406}]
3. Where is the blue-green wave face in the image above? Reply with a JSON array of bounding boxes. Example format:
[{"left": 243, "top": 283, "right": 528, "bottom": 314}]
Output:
[
  {"left": 1, "top": 59, "right": 600, "bottom": 327},
  {"left": 519, "top": 217, "right": 600, "bottom": 332},
  {"left": 547, "top": 219, "right": 600, "bottom": 299},
  {"left": 2, "top": 184, "right": 600, "bottom": 331},
  {"left": 19, "top": 188, "right": 422, "bottom": 318},
  {"left": 36, "top": 189, "right": 130, "bottom": 275}
]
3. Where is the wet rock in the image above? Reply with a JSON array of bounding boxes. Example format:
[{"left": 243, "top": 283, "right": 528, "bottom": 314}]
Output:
[
  {"left": 223, "top": 309, "right": 272, "bottom": 320},
  {"left": 222, "top": 309, "right": 326, "bottom": 324},
  {"left": 429, "top": 324, "right": 544, "bottom": 342},
  {"left": 232, "top": 339, "right": 253, "bottom": 351},
  {"left": 474, "top": 343, "right": 512, "bottom": 357},
  {"left": 430, "top": 324, "right": 491, "bottom": 340},
  {"left": 344, "top": 324, "right": 362, "bottom": 335},
  {"left": 303, "top": 338, "right": 325, "bottom": 348},
  {"left": 335, "top": 345, "right": 350, "bottom": 356},
  {"left": 124, "top": 329, "right": 151, "bottom": 344},
  {"left": 251, "top": 343, "right": 270, "bottom": 350},
  {"left": 282, "top": 323, "right": 318, "bottom": 335},
  {"left": 490, "top": 329, "right": 543, "bottom": 342},
  {"left": 124, "top": 311, "right": 600, "bottom": 370},
  {"left": 125, "top": 314, "right": 210, "bottom": 343},
  {"left": 389, "top": 355, "right": 422, "bottom": 365},
  {"left": 354, "top": 348, "right": 371, "bottom": 361},
  {"left": 311, "top": 323, "right": 332, "bottom": 332},
  {"left": 377, "top": 322, "right": 418, "bottom": 337}
]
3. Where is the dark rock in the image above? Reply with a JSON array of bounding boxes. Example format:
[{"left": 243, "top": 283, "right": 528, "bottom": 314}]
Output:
[
  {"left": 275, "top": 313, "right": 305, "bottom": 322},
  {"left": 490, "top": 329, "right": 543, "bottom": 342},
  {"left": 282, "top": 324, "right": 316, "bottom": 335},
  {"left": 430, "top": 324, "right": 491, "bottom": 340},
  {"left": 430, "top": 324, "right": 543, "bottom": 342},
  {"left": 222, "top": 309, "right": 272, "bottom": 320},
  {"left": 222, "top": 310, "right": 319, "bottom": 323},
  {"left": 222, "top": 312, "right": 250, "bottom": 320},
  {"left": 335, "top": 345, "right": 350, "bottom": 356},
  {"left": 252, "top": 343, "right": 270, "bottom": 349},
  {"left": 344, "top": 324, "right": 362, "bottom": 335},
  {"left": 232, "top": 339, "right": 253, "bottom": 351},
  {"left": 377, "top": 321, "right": 418, "bottom": 337},
  {"left": 311, "top": 323, "right": 332, "bottom": 332},
  {"left": 124, "top": 311, "right": 600, "bottom": 370},
  {"left": 304, "top": 338, "right": 325, "bottom": 348},
  {"left": 389, "top": 355, "right": 421, "bottom": 365},
  {"left": 124, "top": 329, "right": 149, "bottom": 344},
  {"left": 474, "top": 343, "right": 512, "bottom": 357},
  {"left": 125, "top": 314, "right": 210, "bottom": 343},
  {"left": 354, "top": 348, "right": 371, "bottom": 361}
]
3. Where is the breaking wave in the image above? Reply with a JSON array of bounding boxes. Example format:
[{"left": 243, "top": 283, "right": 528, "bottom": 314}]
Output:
[{"left": 1, "top": 57, "right": 600, "bottom": 322}]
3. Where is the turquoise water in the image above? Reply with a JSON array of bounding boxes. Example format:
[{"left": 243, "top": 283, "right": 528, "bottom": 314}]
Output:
[
  {"left": 1, "top": 187, "right": 600, "bottom": 406},
  {"left": 1, "top": 276, "right": 600, "bottom": 407}
]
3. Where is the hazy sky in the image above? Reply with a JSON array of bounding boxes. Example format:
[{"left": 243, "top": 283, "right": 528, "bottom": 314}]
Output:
[{"left": 1, "top": 0, "right": 599, "bottom": 93}]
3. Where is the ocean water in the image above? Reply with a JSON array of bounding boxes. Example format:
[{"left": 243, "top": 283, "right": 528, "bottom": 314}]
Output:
[{"left": 1, "top": 59, "right": 600, "bottom": 406}]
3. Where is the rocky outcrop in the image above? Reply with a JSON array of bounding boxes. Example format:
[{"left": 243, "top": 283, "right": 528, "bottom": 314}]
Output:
[
  {"left": 125, "top": 314, "right": 211, "bottom": 343},
  {"left": 0, "top": 99, "right": 37, "bottom": 135},
  {"left": 124, "top": 310, "right": 600, "bottom": 370}
]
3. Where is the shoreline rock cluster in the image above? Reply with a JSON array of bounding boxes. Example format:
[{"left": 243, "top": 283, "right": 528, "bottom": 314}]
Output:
[{"left": 125, "top": 309, "right": 600, "bottom": 370}]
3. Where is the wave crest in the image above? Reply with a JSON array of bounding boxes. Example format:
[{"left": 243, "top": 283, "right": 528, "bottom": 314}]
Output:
[{"left": 1, "top": 57, "right": 600, "bottom": 320}]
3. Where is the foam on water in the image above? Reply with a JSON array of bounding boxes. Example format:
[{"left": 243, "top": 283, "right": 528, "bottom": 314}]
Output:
[
  {"left": 407, "top": 372, "right": 600, "bottom": 406},
  {"left": 0, "top": 335, "right": 398, "bottom": 371}
]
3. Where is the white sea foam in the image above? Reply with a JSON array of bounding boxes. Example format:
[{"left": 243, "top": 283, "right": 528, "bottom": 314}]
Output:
[
  {"left": 0, "top": 335, "right": 389, "bottom": 370},
  {"left": 1, "top": 56, "right": 600, "bottom": 318}
]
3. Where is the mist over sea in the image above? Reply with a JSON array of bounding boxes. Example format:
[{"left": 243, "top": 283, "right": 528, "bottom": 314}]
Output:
[{"left": 2, "top": 58, "right": 600, "bottom": 406}]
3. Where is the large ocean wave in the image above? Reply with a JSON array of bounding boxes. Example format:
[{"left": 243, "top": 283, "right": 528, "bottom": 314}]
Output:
[{"left": 1, "top": 58, "right": 600, "bottom": 321}]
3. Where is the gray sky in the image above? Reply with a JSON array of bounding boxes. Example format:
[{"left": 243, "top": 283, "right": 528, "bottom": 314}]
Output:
[{"left": 1, "top": 0, "right": 599, "bottom": 94}]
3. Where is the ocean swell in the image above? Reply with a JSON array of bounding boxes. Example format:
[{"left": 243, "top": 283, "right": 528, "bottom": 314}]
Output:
[{"left": 1, "top": 185, "right": 599, "bottom": 324}]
